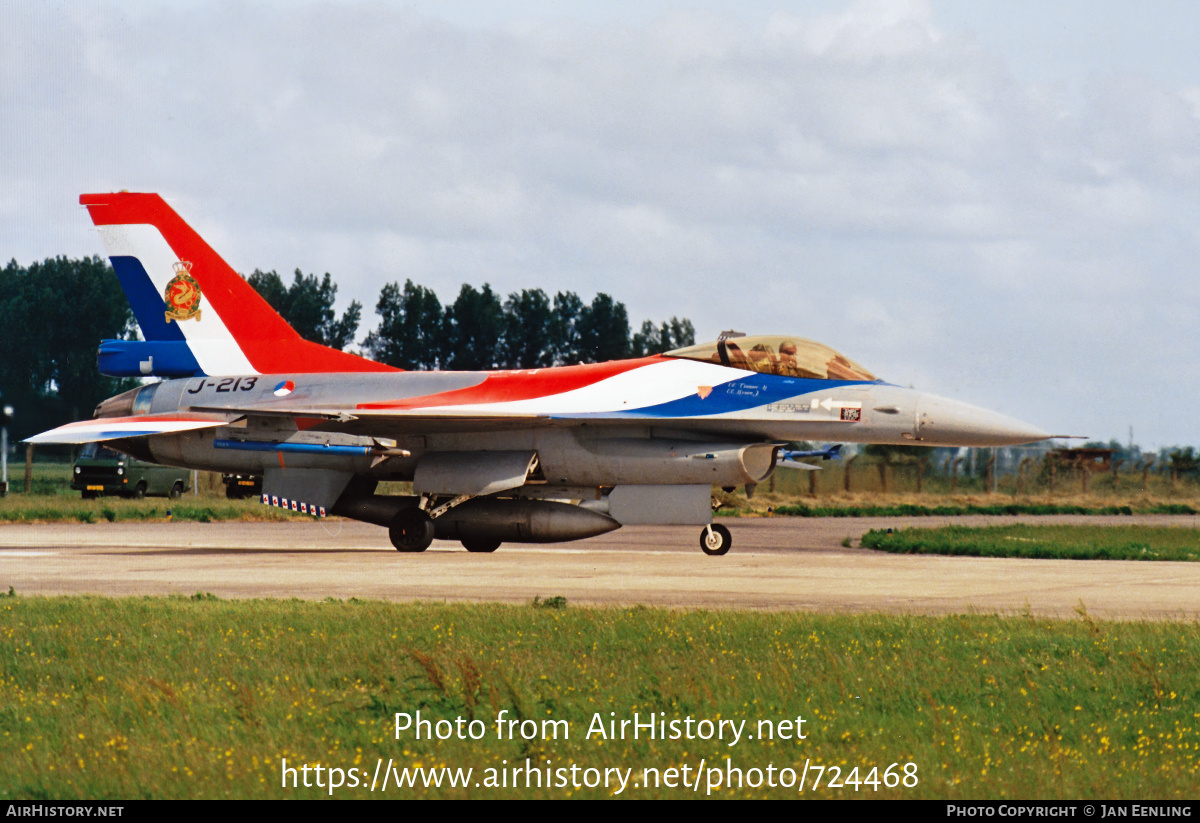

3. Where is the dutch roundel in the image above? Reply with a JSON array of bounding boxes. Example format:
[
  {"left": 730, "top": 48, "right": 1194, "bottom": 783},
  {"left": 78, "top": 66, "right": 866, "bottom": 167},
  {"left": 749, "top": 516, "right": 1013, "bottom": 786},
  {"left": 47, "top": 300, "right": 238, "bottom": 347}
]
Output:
[{"left": 273, "top": 380, "right": 295, "bottom": 397}]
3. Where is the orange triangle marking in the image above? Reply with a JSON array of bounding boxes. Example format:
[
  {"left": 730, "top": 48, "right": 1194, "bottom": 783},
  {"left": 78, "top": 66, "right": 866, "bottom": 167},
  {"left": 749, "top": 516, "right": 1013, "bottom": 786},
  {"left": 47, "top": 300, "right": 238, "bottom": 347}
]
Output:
[{"left": 697, "top": 386, "right": 712, "bottom": 400}]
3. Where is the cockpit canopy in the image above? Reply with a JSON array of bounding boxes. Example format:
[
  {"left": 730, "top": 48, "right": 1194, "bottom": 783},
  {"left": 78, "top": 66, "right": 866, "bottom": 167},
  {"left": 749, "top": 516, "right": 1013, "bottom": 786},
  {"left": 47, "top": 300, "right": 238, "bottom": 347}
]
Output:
[{"left": 664, "top": 334, "right": 876, "bottom": 381}]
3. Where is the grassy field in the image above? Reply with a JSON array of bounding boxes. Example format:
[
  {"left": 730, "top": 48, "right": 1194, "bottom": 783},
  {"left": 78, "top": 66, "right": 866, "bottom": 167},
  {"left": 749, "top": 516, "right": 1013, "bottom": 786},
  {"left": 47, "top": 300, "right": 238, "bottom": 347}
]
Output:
[
  {"left": 1, "top": 596, "right": 1197, "bottom": 799},
  {"left": 762, "top": 459, "right": 1200, "bottom": 501},
  {"left": 0, "top": 494, "right": 294, "bottom": 524},
  {"left": 772, "top": 501, "right": 1196, "bottom": 517},
  {"left": 861, "top": 525, "right": 1200, "bottom": 561},
  {"left": 6, "top": 494, "right": 1197, "bottom": 525},
  {"left": 5, "top": 459, "right": 1200, "bottom": 524},
  {"left": 0, "top": 463, "right": 414, "bottom": 523}
]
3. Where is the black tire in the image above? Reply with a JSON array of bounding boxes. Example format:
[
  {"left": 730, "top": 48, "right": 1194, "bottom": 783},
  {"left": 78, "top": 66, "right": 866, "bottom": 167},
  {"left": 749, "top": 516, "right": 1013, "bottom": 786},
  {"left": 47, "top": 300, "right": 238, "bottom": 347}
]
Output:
[
  {"left": 81, "top": 490, "right": 98, "bottom": 500},
  {"left": 170, "top": 481, "right": 184, "bottom": 499},
  {"left": 389, "top": 508, "right": 435, "bottom": 553},
  {"left": 225, "top": 485, "right": 240, "bottom": 500},
  {"left": 699, "top": 524, "right": 732, "bottom": 556},
  {"left": 133, "top": 482, "right": 147, "bottom": 500},
  {"left": 462, "top": 536, "right": 501, "bottom": 553}
]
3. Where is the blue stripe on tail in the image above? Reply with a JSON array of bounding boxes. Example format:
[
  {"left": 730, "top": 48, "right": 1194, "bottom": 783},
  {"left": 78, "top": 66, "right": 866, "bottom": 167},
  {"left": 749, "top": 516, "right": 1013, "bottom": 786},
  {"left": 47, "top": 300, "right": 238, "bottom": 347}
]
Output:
[{"left": 109, "top": 255, "right": 186, "bottom": 342}]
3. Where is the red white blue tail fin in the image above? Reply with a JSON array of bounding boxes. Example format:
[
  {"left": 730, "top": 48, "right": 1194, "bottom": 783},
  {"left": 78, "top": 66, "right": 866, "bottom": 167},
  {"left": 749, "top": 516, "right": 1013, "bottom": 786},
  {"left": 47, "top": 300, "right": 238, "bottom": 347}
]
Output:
[{"left": 81, "top": 192, "right": 396, "bottom": 376}]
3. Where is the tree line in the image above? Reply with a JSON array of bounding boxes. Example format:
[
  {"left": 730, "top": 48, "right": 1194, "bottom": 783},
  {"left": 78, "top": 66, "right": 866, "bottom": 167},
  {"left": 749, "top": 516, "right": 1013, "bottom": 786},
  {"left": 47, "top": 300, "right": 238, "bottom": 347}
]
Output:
[
  {"left": 1, "top": 258, "right": 694, "bottom": 440},
  {"left": 246, "top": 269, "right": 693, "bottom": 370},
  {"left": 1, "top": 257, "right": 138, "bottom": 442}
]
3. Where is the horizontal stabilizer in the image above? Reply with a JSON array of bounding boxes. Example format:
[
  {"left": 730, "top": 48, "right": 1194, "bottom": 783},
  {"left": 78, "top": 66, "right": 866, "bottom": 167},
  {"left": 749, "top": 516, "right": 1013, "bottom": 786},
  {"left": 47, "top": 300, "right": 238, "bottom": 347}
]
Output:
[
  {"left": 24, "top": 414, "right": 231, "bottom": 445},
  {"left": 97, "top": 339, "right": 204, "bottom": 378}
]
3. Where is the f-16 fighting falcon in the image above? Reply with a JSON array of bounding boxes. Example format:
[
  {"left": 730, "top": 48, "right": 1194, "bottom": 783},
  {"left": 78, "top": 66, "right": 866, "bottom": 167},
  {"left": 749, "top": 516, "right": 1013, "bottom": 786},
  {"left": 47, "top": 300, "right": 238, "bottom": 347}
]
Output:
[{"left": 29, "top": 193, "right": 1054, "bottom": 555}]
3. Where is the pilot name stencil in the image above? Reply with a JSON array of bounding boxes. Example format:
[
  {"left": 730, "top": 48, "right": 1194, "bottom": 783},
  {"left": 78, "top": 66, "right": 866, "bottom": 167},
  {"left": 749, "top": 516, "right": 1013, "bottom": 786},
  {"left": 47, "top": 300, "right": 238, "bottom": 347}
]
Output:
[{"left": 765, "top": 402, "right": 813, "bottom": 414}]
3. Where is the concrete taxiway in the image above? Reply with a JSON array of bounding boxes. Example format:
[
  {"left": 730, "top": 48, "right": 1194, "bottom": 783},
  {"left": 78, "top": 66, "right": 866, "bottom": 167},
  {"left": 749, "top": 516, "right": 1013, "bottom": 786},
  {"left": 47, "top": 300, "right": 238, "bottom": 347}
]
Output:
[{"left": 2, "top": 516, "right": 1198, "bottom": 620}]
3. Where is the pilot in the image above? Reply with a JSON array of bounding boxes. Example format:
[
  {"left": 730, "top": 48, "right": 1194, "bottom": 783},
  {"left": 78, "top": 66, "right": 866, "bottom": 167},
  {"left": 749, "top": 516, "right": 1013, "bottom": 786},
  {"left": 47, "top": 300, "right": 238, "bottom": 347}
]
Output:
[
  {"left": 748, "top": 343, "right": 776, "bottom": 374},
  {"left": 775, "top": 340, "right": 806, "bottom": 377}
]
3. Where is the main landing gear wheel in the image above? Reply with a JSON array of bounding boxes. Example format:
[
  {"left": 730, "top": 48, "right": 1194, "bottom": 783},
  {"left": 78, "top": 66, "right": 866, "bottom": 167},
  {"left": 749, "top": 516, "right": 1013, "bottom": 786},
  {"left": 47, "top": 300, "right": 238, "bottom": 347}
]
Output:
[
  {"left": 389, "top": 509, "right": 435, "bottom": 553},
  {"left": 461, "top": 537, "right": 501, "bottom": 553},
  {"left": 700, "top": 524, "right": 732, "bottom": 556}
]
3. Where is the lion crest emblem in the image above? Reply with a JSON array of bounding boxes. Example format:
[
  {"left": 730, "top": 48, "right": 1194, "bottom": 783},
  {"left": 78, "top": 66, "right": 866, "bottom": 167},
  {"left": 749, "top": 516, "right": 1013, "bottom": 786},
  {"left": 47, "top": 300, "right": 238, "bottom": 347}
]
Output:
[{"left": 164, "top": 261, "right": 202, "bottom": 323}]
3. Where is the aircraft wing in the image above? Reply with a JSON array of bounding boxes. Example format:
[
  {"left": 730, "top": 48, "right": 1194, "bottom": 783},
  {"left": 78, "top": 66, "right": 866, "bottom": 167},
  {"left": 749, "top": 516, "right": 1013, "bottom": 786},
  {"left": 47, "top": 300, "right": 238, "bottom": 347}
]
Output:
[
  {"left": 187, "top": 404, "right": 545, "bottom": 421},
  {"left": 184, "top": 403, "right": 556, "bottom": 436},
  {"left": 24, "top": 413, "right": 235, "bottom": 445}
]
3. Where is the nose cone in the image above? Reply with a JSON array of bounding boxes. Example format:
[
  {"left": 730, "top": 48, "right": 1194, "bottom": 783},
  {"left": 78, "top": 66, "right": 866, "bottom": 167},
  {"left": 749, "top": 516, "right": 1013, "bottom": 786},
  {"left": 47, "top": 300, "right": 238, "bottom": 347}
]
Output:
[{"left": 916, "top": 394, "right": 1050, "bottom": 447}]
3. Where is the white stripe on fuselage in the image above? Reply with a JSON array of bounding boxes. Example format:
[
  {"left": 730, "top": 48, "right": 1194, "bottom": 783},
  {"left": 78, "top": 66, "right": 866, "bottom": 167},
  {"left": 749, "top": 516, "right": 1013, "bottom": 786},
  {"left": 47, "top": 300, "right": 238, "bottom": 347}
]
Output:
[
  {"left": 96, "top": 224, "right": 257, "bottom": 375},
  {"left": 415, "top": 359, "right": 744, "bottom": 415}
]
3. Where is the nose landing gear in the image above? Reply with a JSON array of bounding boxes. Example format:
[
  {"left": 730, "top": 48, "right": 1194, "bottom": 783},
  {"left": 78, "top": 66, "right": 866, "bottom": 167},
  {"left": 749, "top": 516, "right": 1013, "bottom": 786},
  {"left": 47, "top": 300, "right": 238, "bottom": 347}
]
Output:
[{"left": 700, "top": 523, "right": 732, "bottom": 556}]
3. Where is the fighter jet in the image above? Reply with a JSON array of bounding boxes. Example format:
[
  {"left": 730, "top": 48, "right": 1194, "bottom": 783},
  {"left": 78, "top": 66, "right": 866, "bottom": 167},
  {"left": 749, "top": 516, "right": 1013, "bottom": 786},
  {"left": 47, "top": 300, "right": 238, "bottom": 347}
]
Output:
[{"left": 29, "top": 193, "right": 1053, "bottom": 556}]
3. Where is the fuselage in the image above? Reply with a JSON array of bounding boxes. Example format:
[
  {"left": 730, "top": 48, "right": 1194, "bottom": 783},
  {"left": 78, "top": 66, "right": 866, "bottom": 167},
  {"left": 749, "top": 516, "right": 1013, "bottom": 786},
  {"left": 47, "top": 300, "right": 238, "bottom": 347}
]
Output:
[{"left": 91, "top": 354, "right": 1048, "bottom": 490}]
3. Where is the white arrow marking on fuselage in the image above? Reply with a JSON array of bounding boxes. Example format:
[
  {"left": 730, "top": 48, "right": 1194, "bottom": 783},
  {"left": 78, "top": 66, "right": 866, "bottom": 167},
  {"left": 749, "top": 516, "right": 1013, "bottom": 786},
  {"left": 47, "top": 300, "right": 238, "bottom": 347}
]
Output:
[{"left": 816, "top": 398, "right": 862, "bottom": 411}]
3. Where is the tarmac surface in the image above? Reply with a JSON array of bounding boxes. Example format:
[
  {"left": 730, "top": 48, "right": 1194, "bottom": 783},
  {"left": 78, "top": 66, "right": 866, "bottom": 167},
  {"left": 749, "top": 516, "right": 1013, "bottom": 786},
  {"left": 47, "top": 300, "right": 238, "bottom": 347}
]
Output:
[{"left": 2, "top": 515, "right": 1199, "bottom": 620}]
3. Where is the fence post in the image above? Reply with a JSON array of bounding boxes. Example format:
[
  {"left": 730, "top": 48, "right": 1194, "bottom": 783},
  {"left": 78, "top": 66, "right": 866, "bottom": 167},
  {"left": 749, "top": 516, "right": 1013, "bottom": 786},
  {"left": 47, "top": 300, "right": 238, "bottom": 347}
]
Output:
[
  {"left": 1016, "top": 457, "right": 1033, "bottom": 497},
  {"left": 24, "top": 444, "right": 34, "bottom": 494}
]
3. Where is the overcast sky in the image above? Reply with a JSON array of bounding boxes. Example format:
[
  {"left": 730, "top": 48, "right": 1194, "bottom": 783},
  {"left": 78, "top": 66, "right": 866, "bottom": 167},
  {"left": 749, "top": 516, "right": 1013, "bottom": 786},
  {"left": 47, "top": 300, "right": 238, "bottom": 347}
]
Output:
[{"left": 3, "top": 1, "right": 1198, "bottom": 450}]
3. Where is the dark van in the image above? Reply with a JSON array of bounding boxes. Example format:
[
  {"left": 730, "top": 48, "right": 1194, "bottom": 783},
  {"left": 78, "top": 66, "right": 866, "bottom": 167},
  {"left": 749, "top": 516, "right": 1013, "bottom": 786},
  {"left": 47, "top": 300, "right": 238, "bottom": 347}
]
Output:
[
  {"left": 222, "top": 474, "right": 263, "bottom": 499},
  {"left": 72, "top": 443, "right": 191, "bottom": 499}
]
